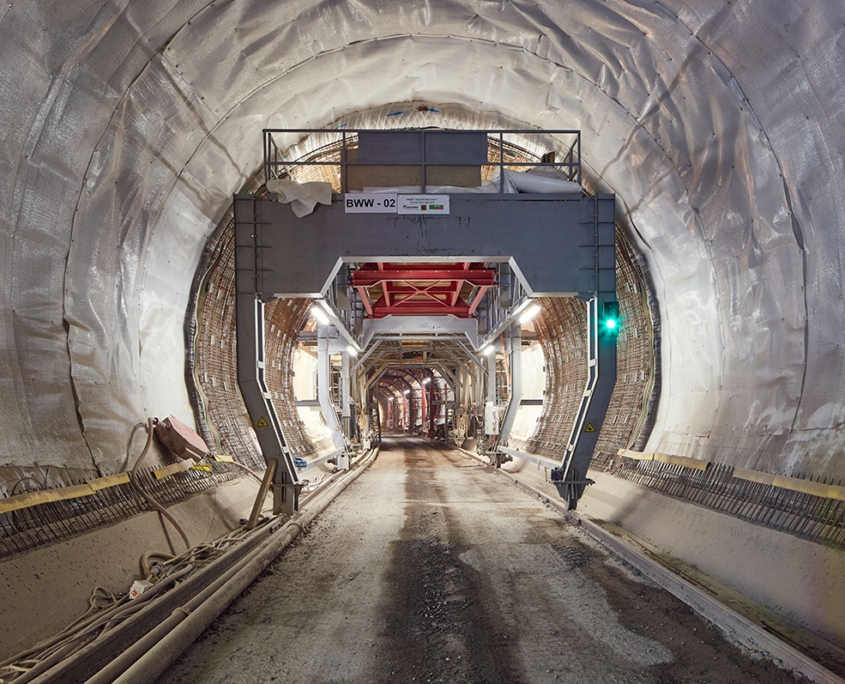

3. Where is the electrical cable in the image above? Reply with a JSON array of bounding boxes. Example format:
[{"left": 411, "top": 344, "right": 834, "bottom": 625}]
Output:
[{"left": 128, "top": 419, "right": 192, "bottom": 553}]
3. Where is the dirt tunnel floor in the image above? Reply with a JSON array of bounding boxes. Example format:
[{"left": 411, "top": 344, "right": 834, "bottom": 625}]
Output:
[{"left": 160, "top": 438, "right": 800, "bottom": 683}]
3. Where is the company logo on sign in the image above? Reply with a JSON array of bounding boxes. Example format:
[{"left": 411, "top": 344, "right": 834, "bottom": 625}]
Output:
[{"left": 398, "top": 195, "right": 450, "bottom": 215}]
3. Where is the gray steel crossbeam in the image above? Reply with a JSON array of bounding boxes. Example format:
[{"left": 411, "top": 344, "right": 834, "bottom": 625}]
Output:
[{"left": 239, "top": 194, "right": 609, "bottom": 299}]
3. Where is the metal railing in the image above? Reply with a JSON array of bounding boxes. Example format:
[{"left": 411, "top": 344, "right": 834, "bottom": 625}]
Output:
[{"left": 263, "top": 128, "right": 582, "bottom": 192}]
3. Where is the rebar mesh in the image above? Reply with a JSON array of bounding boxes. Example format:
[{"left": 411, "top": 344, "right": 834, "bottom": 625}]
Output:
[
  {"left": 610, "top": 458, "right": 845, "bottom": 547},
  {"left": 283, "top": 135, "right": 548, "bottom": 190},
  {"left": 0, "top": 461, "right": 240, "bottom": 559}
]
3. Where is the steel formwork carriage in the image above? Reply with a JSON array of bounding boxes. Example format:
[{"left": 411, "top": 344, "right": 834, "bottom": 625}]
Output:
[{"left": 236, "top": 129, "right": 617, "bottom": 512}]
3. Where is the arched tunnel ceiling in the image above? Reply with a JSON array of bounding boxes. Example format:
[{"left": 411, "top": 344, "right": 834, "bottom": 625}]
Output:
[{"left": 1, "top": 1, "right": 843, "bottom": 476}]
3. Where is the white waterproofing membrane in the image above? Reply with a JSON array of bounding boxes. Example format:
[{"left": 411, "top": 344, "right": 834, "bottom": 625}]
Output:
[{"left": 1, "top": 1, "right": 843, "bottom": 477}]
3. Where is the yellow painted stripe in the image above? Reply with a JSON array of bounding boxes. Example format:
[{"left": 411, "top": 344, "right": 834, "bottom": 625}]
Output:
[
  {"left": 191, "top": 464, "right": 213, "bottom": 473},
  {"left": 618, "top": 449, "right": 707, "bottom": 470},
  {"left": 620, "top": 452, "right": 845, "bottom": 501},
  {"left": 0, "top": 483, "right": 95, "bottom": 514},
  {"left": 88, "top": 473, "right": 130, "bottom": 491},
  {"left": 734, "top": 468, "right": 845, "bottom": 502},
  {"left": 153, "top": 461, "right": 194, "bottom": 480},
  {"left": 0, "top": 458, "right": 212, "bottom": 515},
  {"left": 732, "top": 467, "right": 775, "bottom": 486},
  {"left": 617, "top": 449, "right": 652, "bottom": 461},
  {"left": 653, "top": 453, "right": 709, "bottom": 471},
  {"left": 214, "top": 454, "right": 235, "bottom": 463}
]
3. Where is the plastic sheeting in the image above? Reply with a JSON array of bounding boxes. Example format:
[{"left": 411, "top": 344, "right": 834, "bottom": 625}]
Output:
[{"left": 0, "top": 1, "right": 843, "bottom": 477}]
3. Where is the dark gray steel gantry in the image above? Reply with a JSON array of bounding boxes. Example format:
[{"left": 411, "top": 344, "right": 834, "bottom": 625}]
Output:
[{"left": 235, "top": 129, "right": 617, "bottom": 512}]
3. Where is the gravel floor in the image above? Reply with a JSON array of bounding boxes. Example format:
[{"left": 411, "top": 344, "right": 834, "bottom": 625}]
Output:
[{"left": 159, "top": 437, "right": 800, "bottom": 683}]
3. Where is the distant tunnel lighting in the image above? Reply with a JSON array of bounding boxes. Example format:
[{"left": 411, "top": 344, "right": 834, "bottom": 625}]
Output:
[
  {"left": 311, "top": 305, "right": 330, "bottom": 325},
  {"left": 346, "top": 345, "right": 358, "bottom": 356},
  {"left": 480, "top": 344, "right": 494, "bottom": 355},
  {"left": 519, "top": 303, "right": 541, "bottom": 324}
]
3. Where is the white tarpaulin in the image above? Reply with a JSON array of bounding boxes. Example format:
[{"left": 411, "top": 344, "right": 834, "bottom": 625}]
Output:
[{"left": 0, "top": 1, "right": 842, "bottom": 478}]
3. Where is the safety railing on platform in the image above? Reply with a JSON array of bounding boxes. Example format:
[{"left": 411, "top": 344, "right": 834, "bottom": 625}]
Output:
[{"left": 263, "top": 128, "right": 582, "bottom": 192}]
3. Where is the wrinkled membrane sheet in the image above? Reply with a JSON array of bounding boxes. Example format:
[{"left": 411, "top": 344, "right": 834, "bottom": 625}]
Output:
[{"left": 0, "top": 1, "right": 843, "bottom": 477}]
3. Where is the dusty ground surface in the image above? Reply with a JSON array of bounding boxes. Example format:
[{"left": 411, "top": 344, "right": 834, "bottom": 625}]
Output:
[{"left": 161, "top": 438, "right": 800, "bottom": 683}]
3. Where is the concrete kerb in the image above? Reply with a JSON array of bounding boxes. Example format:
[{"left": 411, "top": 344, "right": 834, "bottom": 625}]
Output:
[{"left": 455, "top": 446, "right": 844, "bottom": 684}]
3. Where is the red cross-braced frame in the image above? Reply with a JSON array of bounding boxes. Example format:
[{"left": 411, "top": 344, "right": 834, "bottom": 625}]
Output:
[{"left": 352, "top": 263, "right": 496, "bottom": 318}]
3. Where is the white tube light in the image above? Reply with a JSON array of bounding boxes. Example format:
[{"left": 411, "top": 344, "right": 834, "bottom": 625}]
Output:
[
  {"left": 519, "top": 303, "right": 541, "bottom": 324},
  {"left": 346, "top": 345, "right": 358, "bottom": 356},
  {"left": 480, "top": 344, "right": 495, "bottom": 355},
  {"left": 311, "top": 305, "right": 329, "bottom": 325},
  {"left": 404, "top": 389, "right": 410, "bottom": 395},
  {"left": 422, "top": 378, "right": 430, "bottom": 384}
]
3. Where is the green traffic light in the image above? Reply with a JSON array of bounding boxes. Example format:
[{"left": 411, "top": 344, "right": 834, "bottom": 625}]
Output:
[{"left": 605, "top": 318, "right": 617, "bottom": 330}]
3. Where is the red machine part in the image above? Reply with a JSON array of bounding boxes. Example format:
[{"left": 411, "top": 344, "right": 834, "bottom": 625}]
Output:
[
  {"left": 154, "top": 415, "right": 211, "bottom": 461},
  {"left": 352, "top": 262, "right": 495, "bottom": 318}
]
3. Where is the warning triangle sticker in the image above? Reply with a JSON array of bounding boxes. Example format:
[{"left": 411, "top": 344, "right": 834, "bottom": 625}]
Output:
[
  {"left": 256, "top": 416, "right": 269, "bottom": 428},
  {"left": 584, "top": 422, "right": 596, "bottom": 433}
]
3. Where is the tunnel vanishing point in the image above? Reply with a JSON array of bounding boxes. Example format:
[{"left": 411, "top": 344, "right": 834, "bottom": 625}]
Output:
[{"left": 1, "top": 2, "right": 845, "bottom": 682}]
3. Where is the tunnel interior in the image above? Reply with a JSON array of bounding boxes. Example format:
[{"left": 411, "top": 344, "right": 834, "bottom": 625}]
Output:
[{"left": 2, "top": 0, "right": 845, "bottom": 674}]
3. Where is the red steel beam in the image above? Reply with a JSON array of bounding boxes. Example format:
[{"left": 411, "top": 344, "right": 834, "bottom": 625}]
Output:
[
  {"left": 355, "top": 286, "right": 373, "bottom": 316},
  {"left": 467, "top": 285, "right": 490, "bottom": 315},
  {"left": 369, "top": 301, "right": 472, "bottom": 318},
  {"left": 352, "top": 269, "right": 495, "bottom": 287}
]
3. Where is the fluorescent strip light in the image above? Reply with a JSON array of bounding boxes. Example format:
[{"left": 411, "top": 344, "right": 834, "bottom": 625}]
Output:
[
  {"left": 519, "top": 303, "right": 541, "bottom": 324},
  {"left": 311, "top": 305, "right": 329, "bottom": 325}
]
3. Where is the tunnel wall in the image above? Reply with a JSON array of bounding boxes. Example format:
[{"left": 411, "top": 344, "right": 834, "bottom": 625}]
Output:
[{"left": 1, "top": 2, "right": 844, "bottom": 482}]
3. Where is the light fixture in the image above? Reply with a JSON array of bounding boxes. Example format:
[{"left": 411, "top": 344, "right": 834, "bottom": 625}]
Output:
[
  {"left": 480, "top": 344, "right": 495, "bottom": 356},
  {"left": 519, "top": 303, "right": 541, "bottom": 324},
  {"left": 602, "top": 301, "right": 620, "bottom": 333},
  {"left": 387, "top": 396, "right": 394, "bottom": 401},
  {"left": 403, "top": 389, "right": 410, "bottom": 395},
  {"left": 422, "top": 378, "right": 430, "bottom": 384},
  {"left": 311, "top": 305, "right": 329, "bottom": 325},
  {"left": 346, "top": 345, "right": 358, "bottom": 356}
]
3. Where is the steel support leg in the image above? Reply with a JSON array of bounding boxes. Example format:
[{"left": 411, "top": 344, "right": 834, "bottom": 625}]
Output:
[
  {"left": 498, "top": 326, "right": 522, "bottom": 448},
  {"left": 318, "top": 328, "right": 348, "bottom": 467},
  {"left": 552, "top": 295, "right": 617, "bottom": 508},
  {"left": 234, "top": 293, "right": 300, "bottom": 514}
]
